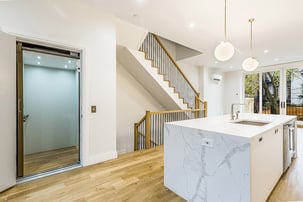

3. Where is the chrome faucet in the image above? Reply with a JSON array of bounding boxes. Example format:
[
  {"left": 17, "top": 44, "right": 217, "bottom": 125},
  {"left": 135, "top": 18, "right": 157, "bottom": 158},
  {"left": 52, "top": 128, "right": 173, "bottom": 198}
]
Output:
[{"left": 231, "top": 103, "right": 245, "bottom": 120}]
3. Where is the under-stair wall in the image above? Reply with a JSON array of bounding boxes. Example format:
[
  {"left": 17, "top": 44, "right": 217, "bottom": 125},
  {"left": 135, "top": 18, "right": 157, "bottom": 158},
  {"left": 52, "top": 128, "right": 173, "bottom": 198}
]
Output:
[{"left": 116, "top": 61, "right": 166, "bottom": 154}]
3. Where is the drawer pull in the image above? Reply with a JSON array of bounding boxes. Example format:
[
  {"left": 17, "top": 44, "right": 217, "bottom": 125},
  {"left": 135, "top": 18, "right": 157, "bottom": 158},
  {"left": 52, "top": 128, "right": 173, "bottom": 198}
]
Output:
[{"left": 259, "top": 137, "right": 263, "bottom": 142}]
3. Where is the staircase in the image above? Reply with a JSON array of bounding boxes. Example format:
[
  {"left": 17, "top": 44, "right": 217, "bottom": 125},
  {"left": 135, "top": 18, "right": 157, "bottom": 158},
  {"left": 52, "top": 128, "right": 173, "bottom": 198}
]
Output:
[
  {"left": 118, "top": 47, "right": 188, "bottom": 109},
  {"left": 119, "top": 32, "right": 207, "bottom": 150}
]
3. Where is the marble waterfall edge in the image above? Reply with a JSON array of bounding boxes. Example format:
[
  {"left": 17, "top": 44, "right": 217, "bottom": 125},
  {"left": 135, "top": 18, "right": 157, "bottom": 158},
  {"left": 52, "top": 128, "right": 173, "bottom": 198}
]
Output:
[{"left": 164, "top": 124, "right": 250, "bottom": 201}]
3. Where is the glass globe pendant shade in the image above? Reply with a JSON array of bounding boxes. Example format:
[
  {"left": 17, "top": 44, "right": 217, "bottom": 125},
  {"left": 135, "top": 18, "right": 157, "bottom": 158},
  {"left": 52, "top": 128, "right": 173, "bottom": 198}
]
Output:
[
  {"left": 242, "top": 57, "right": 259, "bottom": 71},
  {"left": 214, "top": 41, "right": 235, "bottom": 61}
]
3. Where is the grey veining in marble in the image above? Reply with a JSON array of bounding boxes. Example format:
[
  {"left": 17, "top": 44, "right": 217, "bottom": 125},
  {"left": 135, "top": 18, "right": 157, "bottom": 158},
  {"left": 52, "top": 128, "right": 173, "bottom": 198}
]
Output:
[{"left": 164, "top": 124, "right": 250, "bottom": 202}]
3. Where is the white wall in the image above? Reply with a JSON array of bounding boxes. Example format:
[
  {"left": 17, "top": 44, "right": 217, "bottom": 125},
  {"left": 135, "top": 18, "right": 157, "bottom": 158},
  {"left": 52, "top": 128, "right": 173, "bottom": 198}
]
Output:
[
  {"left": 116, "top": 19, "right": 148, "bottom": 50},
  {"left": 23, "top": 65, "right": 78, "bottom": 154},
  {"left": 158, "top": 37, "right": 177, "bottom": 59},
  {"left": 202, "top": 67, "right": 225, "bottom": 116},
  {"left": 0, "top": 31, "right": 16, "bottom": 192},
  {"left": 116, "top": 62, "right": 165, "bottom": 154},
  {"left": 223, "top": 71, "right": 243, "bottom": 114},
  {"left": 0, "top": 0, "right": 117, "bottom": 166},
  {"left": 177, "top": 61, "right": 200, "bottom": 91}
]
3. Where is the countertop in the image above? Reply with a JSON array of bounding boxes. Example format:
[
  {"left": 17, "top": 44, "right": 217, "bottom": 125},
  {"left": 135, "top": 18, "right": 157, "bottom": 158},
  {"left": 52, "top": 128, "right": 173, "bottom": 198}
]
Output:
[{"left": 166, "top": 113, "right": 296, "bottom": 138}]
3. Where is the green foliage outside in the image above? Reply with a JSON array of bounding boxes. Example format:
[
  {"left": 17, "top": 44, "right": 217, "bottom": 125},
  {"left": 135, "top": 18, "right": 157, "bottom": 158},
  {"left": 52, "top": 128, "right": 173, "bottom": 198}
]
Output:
[{"left": 245, "top": 69, "right": 301, "bottom": 114}]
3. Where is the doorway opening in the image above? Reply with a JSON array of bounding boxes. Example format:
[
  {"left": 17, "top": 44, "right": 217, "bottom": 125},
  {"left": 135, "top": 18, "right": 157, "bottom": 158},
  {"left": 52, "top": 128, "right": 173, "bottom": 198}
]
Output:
[
  {"left": 16, "top": 41, "right": 81, "bottom": 178},
  {"left": 244, "top": 67, "right": 303, "bottom": 125}
]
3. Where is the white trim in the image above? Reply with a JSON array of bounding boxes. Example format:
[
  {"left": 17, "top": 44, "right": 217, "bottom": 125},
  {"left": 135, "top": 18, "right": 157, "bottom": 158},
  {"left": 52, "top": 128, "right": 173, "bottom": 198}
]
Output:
[
  {"left": 117, "top": 149, "right": 127, "bottom": 155},
  {"left": 240, "top": 60, "right": 303, "bottom": 75},
  {"left": 7, "top": 31, "right": 85, "bottom": 52},
  {"left": 13, "top": 35, "right": 87, "bottom": 173},
  {"left": 83, "top": 151, "right": 117, "bottom": 166},
  {"left": 136, "top": 31, "right": 148, "bottom": 50}
]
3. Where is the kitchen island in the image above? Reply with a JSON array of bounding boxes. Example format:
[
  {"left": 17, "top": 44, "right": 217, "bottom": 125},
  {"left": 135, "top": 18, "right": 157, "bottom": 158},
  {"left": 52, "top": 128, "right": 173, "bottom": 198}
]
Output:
[{"left": 164, "top": 113, "right": 296, "bottom": 202}]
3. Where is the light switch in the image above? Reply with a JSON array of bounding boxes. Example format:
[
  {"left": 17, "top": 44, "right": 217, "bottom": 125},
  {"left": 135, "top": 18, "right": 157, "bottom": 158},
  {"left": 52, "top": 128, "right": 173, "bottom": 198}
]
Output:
[{"left": 91, "top": 105, "right": 97, "bottom": 113}]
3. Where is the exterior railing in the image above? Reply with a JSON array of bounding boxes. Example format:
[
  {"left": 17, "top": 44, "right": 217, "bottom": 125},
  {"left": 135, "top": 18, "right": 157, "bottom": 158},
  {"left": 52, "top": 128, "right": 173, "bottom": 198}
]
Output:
[{"left": 287, "top": 104, "right": 303, "bottom": 120}]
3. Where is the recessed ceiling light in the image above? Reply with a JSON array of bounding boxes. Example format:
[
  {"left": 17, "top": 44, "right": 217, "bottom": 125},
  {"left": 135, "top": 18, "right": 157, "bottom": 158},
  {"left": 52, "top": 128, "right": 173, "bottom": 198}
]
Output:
[
  {"left": 136, "top": 0, "right": 144, "bottom": 3},
  {"left": 263, "top": 50, "right": 269, "bottom": 54},
  {"left": 68, "top": 60, "right": 71, "bottom": 64},
  {"left": 37, "top": 56, "right": 41, "bottom": 59},
  {"left": 274, "top": 58, "right": 280, "bottom": 61},
  {"left": 229, "top": 66, "right": 233, "bottom": 69},
  {"left": 189, "top": 23, "right": 195, "bottom": 29},
  {"left": 37, "top": 61, "right": 41, "bottom": 65},
  {"left": 64, "top": 65, "right": 68, "bottom": 68}
]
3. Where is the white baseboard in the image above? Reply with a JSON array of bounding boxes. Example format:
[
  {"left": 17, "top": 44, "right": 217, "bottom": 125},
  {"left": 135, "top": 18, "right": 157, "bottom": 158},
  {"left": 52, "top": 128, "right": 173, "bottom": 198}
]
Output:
[
  {"left": 83, "top": 150, "right": 117, "bottom": 166},
  {"left": 117, "top": 149, "right": 127, "bottom": 155}
]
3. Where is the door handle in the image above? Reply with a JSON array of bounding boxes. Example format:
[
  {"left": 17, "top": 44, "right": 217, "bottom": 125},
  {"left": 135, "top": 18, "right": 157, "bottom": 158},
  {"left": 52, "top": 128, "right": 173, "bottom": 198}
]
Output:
[
  {"left": 23, "top": 114, "right": 29, "bottom": 122},
  {"left": 281, "top": 101, "right": 286, "bottom": 109}
]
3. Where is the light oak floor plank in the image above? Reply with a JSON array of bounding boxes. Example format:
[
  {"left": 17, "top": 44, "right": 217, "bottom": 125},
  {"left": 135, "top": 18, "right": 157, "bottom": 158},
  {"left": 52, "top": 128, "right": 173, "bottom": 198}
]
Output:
[
  {"left": 268, "top": 129, "right": 303, "bottom": 201},
  {"left": 24, "top": 146, "right": 79, "bottom": 176},
  {"left": 0, "top": 147, "right": 184, "bottom": 202},
  {"left": 0, "top": 130, "right": 302, "bottom": 201}
]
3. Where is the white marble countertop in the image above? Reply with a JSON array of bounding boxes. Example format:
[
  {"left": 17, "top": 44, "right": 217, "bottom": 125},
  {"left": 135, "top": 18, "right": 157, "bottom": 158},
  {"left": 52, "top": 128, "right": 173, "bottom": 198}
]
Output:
[{"left": 166, "top": 113, "right": 296, "bottom": 139}]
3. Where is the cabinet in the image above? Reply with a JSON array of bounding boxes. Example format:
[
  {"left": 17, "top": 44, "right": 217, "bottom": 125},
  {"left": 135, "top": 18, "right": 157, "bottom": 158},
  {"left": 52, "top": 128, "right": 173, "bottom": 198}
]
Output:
[{"left": 250, "top": 125, "right": 283, "bottom": 202}]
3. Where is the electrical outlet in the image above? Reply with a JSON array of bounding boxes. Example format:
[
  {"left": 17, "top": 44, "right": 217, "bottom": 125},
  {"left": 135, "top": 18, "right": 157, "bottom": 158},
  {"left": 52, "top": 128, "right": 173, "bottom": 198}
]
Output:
[
  {"left": 201, "top": 138, "right": 213, "bottom": 148},
  {"left": 91, "top": 105, "right": 97, "bottom": 113}
]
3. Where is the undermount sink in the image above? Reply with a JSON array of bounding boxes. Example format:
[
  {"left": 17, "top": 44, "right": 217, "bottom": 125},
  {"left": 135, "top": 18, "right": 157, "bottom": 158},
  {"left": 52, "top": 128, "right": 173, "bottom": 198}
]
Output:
[{"left": 231, "top": 120, "right": 270, "bottom": 126}]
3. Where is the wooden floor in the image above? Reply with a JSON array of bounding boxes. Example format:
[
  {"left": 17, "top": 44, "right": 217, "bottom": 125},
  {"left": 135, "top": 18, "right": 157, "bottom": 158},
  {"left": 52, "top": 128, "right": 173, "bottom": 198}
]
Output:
[
  {"left": 1, "top": 146, "right": 184, "bottom": 202},
  {"left": 0, "top": 132, "right": 302, "bottom": 201},
  {"left": 24, "top": 146, "right": 79, "bottom": 176},
  {"left": 268, "top": 129, "right": 303, "bottom": 201}
]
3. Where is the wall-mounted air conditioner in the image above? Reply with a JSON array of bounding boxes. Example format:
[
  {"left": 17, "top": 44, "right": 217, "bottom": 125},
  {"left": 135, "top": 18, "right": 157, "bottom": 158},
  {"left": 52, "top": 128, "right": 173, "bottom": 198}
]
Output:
[{"left": 211, "top": 74, "right": 222, "bottom": 82}]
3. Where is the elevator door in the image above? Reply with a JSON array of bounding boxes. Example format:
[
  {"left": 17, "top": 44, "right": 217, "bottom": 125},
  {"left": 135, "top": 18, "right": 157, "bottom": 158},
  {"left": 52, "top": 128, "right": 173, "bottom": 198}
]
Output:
[{"left": 17, "top": 42, "right": 81, "bottom": 177}]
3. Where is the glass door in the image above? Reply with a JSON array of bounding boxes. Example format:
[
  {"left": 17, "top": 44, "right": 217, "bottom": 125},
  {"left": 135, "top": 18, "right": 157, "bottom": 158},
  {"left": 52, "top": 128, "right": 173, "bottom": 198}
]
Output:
[
  {"left": 261, "top": 70, "right": 281, "bottom": 114},
  {"left": 244, "top": 73, "right": 260, "bottom": 113},
  {"left": 244, "top": 70, "right": 282, "bottom": 115}
]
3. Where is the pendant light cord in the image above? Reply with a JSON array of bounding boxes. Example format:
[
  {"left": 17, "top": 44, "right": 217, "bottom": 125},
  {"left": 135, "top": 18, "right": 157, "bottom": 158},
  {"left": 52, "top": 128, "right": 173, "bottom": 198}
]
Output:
[
  {"left": 224, "top": 0, "right": 227, "bottom": 40},
  {"left": 249, "top": 18, "right": 255, "bottom": 57}
]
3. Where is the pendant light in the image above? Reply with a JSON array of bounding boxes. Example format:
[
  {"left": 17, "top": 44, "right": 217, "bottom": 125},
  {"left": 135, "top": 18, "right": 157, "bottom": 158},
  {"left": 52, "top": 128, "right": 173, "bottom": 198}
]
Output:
[
  {"left": 214, "top": 0, "right": 235, "bottom": 61},
  {"left": 242, "top": 18, "right": 259, "bottom": 71}
]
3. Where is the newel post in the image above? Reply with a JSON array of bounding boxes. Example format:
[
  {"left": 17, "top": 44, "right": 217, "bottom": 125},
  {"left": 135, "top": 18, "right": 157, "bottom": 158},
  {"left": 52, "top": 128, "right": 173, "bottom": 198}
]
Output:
[
  {"left": 134, "top": 123, "right": 138, "bottom": 151},
  {"left": 195, "top": 93, "right": 201, "bottom": 118},
  {"left": 145, "top": 110, "right": 151, "bottom": 149},
  {"left": 204, "top": 102, "right": 208, "bottom": 117},
  {"left": 195, "top": 93, "right": 200, "bottom": 109}
]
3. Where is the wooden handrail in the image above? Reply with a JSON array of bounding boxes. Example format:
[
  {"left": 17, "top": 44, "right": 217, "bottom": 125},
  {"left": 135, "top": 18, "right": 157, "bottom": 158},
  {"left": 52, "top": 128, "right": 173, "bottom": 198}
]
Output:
[
  {"left": 150, "top": 108, "right": 206, "bottom": 115},
  {"left": 136, "top": 115, "right": 146, "bottom": 125},
  {"left": 134, "top": 108, "right": 207, "bottom": 150},
  {"left": 152, "top": 34, "right": 199, "bottom": 96}
]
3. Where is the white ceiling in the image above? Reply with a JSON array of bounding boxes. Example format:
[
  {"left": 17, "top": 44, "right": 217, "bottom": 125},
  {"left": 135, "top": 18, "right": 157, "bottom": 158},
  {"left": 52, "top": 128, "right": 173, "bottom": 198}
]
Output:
[
  {"left": 23, "top": 51, "right": 78, "bottom": 70},
  {"left": 91, "top": 0, "right": 303, "bottom": 71}
]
